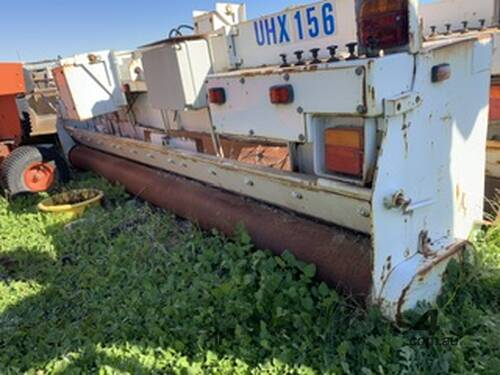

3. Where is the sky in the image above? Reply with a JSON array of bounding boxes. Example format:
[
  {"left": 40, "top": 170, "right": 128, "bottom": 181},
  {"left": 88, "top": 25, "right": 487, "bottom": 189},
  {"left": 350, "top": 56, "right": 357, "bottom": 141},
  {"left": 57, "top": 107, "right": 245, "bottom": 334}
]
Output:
[{"left": 0, "top": 0, "right": 436, "bottom": 63}]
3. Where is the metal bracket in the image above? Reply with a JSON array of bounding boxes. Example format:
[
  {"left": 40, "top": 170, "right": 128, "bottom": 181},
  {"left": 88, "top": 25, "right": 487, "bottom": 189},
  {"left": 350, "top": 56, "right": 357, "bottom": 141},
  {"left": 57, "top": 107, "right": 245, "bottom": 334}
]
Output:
[
  {"left": 229, "top": 25, "right": 240, "bottom": 37},
  {"left": 384, "top": 92, "right": 423, "bottom": 117},
  {"left": 229, "top": 27, "right": 243, "bottom": 68},
  {"left": 418, "top": 231, "right": 437, "bottom": 257},
  {"left": 384, "top": 191, "right": 435, "bottom": 215},
  {"left": 384, "top": 190, "right": 410, "bottom": 210}
]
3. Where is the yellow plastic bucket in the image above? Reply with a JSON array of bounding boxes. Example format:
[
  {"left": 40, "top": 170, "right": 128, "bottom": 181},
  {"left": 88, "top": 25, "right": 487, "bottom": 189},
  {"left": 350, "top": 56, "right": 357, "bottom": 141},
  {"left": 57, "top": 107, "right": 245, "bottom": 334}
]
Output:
[{"left": 38, "top": 189, "right": 104, "bottom": 218}]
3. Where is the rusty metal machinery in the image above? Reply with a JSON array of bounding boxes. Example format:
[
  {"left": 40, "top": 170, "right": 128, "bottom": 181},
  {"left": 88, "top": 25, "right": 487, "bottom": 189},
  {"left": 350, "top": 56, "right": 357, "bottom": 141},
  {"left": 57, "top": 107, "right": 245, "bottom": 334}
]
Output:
[
  {"left": 70, "top": 145, "right": 373, "bottom": 297},
  {"left": 55, "top": 0, "right": 494, "bottom": 321},
  {"left": 0, "top": 62, "right": 68, "bottom": 195},
  {"left": 0, "top": 63, "right": 25, "bottom": 158}
]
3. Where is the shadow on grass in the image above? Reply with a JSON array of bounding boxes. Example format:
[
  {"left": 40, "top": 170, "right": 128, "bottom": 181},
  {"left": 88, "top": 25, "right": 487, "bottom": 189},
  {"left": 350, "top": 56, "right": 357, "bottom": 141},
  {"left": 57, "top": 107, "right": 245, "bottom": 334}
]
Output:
[
  {"left": 1, "top": 191, "right": 500, "bottom": 373},
  {"left": 0, "top": 195, "right": 381, "bottom": 373}
]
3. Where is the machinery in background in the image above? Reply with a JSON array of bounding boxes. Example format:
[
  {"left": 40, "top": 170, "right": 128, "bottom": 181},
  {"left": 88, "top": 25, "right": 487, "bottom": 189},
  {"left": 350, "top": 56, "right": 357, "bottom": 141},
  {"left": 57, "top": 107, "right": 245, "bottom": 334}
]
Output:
[
  {"left": 20, "top": 60, "right": 60, "bottom": 141},
  {"left": 54, "top": 0, "right": 494, "bottom": 322},
  {"left": 0, "top": 62, "right": 68, "bottom": 196},
  {"left": 52, "top": 49, "right": 167, "bottom": 145}
]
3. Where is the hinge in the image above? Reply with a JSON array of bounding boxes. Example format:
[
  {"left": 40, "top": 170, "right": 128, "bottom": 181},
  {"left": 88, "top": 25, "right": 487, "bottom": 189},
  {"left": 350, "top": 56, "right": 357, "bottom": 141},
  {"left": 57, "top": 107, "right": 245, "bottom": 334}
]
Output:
[{"left": 384, "top": 92, "right": 423, "bottom": 117}]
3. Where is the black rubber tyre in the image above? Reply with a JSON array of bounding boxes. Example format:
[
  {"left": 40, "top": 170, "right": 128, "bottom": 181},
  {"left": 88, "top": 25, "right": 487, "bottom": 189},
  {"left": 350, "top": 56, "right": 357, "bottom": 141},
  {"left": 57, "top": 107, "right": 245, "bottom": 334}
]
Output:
[{"left": 0, "top": 146, "right": 70, "bottom": 197}]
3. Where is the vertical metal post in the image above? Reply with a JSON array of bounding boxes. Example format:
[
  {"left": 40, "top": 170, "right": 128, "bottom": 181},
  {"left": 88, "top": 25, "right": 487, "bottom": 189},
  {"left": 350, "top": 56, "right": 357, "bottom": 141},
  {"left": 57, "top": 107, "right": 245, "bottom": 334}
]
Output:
[{"left": 409, "top": 0, "right": 422, "bottom": 54}]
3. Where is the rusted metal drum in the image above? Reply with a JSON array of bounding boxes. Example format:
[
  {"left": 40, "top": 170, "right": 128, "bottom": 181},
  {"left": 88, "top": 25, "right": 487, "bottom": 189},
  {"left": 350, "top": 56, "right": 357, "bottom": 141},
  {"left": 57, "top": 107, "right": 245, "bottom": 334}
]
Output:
[{"left": 70, "top": 145, "right": 373, "bottom": 297}]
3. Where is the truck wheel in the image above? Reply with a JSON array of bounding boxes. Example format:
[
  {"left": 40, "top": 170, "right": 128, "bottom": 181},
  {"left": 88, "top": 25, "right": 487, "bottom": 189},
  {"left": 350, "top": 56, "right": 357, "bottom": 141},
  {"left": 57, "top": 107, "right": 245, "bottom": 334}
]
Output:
[{"left": 0, "top": 146, "right": 70, "bottom": 196}]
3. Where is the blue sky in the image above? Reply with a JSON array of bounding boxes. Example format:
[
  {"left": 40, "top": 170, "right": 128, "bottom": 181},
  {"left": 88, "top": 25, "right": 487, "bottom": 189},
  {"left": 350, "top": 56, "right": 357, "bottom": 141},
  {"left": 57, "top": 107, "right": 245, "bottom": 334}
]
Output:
[{"left": 0, "top": 0, "right": 436, "bottom": 63}]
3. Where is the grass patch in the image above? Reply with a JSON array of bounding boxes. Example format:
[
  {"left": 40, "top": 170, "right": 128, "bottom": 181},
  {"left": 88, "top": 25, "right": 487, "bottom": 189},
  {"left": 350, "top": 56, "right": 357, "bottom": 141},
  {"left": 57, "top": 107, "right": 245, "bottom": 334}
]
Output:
[{"left": 0, "top": 172, "right": 499, "bottom": 374}]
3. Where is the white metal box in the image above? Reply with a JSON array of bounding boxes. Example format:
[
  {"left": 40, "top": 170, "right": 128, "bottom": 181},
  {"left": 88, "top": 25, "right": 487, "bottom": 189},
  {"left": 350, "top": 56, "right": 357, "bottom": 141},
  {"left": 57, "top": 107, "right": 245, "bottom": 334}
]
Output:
[
  {"left": 141, "top": 37, "right": 212, "bottom": 111},
  {"left": 193, "top": 3, "right": 247, "bottom": 34},
  {"left": 53, "top": 51, "right": 126, "bottom": 121}
]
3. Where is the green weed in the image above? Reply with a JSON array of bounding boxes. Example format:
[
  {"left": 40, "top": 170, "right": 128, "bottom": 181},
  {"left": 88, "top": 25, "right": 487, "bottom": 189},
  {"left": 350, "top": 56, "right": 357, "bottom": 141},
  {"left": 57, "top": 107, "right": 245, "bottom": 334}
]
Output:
[{"left": 0, "top": 172, "right": 499, "bottom": 374}]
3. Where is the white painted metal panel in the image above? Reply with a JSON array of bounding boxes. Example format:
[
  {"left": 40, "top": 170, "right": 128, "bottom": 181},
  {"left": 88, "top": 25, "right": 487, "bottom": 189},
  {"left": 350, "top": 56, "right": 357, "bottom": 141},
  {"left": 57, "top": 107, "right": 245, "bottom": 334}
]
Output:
[
  {"left": 193, "top": 3, "right": 246, "bottom": 34},
  {"left": 226, "top": 0, "right": 357, "bottom": 69},
  {"left": 166, "top": 108, "right": 213, "bottom": 133},
  {"left": 56, "top": 51, "right": 126, "bottom": 121},
  {"left": 208, "top": 64, "right": 366, "bottom": 142},
  {"left": 365, "top": 54, "right": 414, "bottom": 116},
  {"left": 420, "top": 0, "right": 496, "bottom": 34},
  {"left": 420, "top": 0, "right": 500, "bottom": 76},
  {"left": 142, "top": 39, "right": 212, "bottom": 111},
  {"left": 208, "top": 53, "right": 414, "bottom": 142},
  {"left": 132, "top": 93, "right": 164, "bottom": 130},
  {"left": 372, "top": 38, "right": 492, "bottom": 314},
  {"left": 208, "top": 33, "right": 234, "bottom": 73}
]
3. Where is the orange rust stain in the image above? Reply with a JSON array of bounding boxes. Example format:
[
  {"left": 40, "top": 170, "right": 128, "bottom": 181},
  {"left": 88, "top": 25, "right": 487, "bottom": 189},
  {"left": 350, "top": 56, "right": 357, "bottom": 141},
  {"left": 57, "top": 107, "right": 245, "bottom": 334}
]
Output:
[
  {"left": 455, "top": 184, "right": 467, "bottom": 215},
  {"left": 489, "top": 84, "right": 500, "bottom": 122},
  {"left": 237, "top": 145, "right": 291, "bottom": 170}
]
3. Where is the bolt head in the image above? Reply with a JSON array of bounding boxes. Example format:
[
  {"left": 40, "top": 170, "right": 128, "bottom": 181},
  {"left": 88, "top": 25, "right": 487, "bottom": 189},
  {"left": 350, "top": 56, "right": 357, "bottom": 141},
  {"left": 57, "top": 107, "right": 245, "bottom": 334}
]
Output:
[
  {"left": 358, "top": 208, "right": 370, "bottom": 218},
  {"left": 357, "top": 105, "right": 367, "bottom": 114}
]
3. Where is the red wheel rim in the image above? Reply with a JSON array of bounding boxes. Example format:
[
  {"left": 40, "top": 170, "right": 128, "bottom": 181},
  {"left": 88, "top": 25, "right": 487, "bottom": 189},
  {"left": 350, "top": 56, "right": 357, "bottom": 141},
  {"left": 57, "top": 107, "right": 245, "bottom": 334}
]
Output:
[{"left": 23, "top": 162, "right": 56, "bottom": 192}]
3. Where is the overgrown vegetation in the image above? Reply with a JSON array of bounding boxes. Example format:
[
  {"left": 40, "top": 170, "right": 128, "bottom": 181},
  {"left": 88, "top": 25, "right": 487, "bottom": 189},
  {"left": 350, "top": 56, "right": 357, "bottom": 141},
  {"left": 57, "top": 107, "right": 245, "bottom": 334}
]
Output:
[{"left": 0, "top": 173, "right": 499, "bottom": 374}]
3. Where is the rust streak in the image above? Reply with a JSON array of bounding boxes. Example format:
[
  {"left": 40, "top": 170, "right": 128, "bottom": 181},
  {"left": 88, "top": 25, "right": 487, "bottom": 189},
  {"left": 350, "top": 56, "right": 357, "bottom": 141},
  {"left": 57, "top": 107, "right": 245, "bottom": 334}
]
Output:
[{"left": 417, "top": 240, "right": 470, "bottom": 277}]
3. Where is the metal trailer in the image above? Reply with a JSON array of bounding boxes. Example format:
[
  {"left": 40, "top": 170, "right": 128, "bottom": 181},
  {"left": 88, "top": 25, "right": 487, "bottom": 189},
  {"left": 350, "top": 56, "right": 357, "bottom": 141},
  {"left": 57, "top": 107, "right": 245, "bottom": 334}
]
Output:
[
  {"left": 0, "top": 62, "right": 68, "bottom": 195},
  {"left": 54, "top": 0, "right": 493, "bottom": 322},
  {"left": 420, "top": 0, "right": 500, "bottom": 207}
]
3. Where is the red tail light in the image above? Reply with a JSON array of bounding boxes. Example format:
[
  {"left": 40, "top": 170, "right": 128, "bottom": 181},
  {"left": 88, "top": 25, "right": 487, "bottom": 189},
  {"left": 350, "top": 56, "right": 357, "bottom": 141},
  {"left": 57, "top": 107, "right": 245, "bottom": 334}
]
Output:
[
  {"left": 358, "top": 0, "right": 409, "bottom": 51},
  {"left": 270, "top": 85, "right": 294, "bottom": 104},
  {"left": 325, "top": 128, "right": 364, "bottom": 177},
  {"left": 209, "top": 88, "right": 226, "bottom": 105}
]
